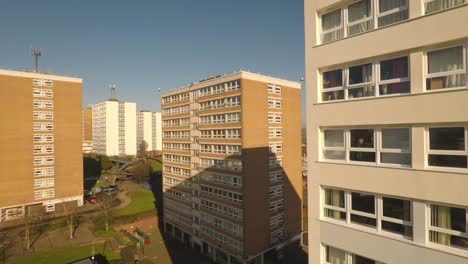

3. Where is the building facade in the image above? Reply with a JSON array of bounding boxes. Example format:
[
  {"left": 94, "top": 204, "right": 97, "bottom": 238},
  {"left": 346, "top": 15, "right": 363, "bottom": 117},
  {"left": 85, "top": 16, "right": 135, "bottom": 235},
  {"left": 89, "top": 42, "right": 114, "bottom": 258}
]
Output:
[
  {"left": 0, "top": 70, "right": 83, "bottom": 223},
  {"left": 137, "top": 111, "right": 162, "bottom": 152},
  {"left": 305, "top": 1, "right": 468, "bottom": 263},
  {"left": 82, "top": 107, "right": 93, "bottom": 154},
  {"left": 161, "top": 71, "right": 302, "bottom": 264},
  {"left": 92, "top": 100, "right": 137, "bottom": 156}
]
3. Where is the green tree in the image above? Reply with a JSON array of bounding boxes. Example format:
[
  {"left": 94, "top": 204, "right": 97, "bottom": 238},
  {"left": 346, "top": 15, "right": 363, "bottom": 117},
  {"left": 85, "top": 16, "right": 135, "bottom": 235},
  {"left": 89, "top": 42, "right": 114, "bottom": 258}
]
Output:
[{"left": 99, "top": 155, "right": 113, "bottom": 171}]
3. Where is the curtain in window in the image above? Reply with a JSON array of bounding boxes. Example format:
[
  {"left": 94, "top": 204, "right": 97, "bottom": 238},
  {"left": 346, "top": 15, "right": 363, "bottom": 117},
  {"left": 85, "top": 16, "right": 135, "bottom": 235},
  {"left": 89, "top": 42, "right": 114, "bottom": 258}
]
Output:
[
  {"left": 431, "top": 205, "right": 451, "bottom": 245},
  {"left": 327, "top": 246, "right": 346, "bottom": 264},
  {"left": 326, "top": 189, "right": 342, "bottom": 220},
  {"left": 378, "top": 0, "right": 408, "bottom": 27},
  {"left": 348, "top": 0, "right": 372, "bottom": 35},
  {"left": 322, "top": 10, "right": 342, "bottom": 42},
  {"left": 426, "top": 0, "right": 466, "bottom": 14}
]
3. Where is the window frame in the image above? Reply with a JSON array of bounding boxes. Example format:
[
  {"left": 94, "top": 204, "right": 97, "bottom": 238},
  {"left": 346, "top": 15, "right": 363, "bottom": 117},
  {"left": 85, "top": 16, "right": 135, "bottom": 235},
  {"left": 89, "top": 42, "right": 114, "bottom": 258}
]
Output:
[
  {"left": 424, "top": 44, "right": 467, "bottom": 92},
  {"left": 376, "top": 0, "right": 409, "bottom": 28},
  {"left": 427, "top": 202, "right": 468, "bottom": 253},
  {"left": 346, "top": 0, "right": 374, "bottom": 37},
  {"left": 426, "top": 125, "right": 468, "bottom": 170},
  {"left": 321, "top": 55, "right": 412, "bottom": 103},
  {"left": 424, "top": 0, "right": 468, "bottom": 14},
  {"left": 320, "top": 8, "right": 344, "bottom": 44},
  {"left": 322, "top": 127, "right": 412, "bottom": 168},
  {"left": 322, "top": 187, "right": 414, "bottom": 240}
]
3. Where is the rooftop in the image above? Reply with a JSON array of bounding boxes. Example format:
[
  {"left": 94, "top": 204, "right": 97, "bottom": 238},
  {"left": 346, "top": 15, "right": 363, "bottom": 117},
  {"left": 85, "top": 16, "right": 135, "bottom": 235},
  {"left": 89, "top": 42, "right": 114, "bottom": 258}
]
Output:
[{"left": 0, "top": 69, "right": 82, "bottom": 83}]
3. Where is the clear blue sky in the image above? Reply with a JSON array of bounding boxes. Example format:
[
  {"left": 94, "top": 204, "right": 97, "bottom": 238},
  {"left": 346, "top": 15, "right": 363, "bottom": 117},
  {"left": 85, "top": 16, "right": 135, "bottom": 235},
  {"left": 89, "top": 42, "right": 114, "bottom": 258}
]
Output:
[{"left": 0, "top": 0, "right": 305, "bottom": 125}]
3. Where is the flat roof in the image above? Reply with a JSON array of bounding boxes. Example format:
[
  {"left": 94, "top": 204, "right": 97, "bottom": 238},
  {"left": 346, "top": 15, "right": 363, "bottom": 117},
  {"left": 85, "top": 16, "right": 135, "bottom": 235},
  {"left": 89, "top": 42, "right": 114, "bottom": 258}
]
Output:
[
  {"left": 0, "top": 69, "right": 82, "bottom": 83},
  {"left": 161, "top": 71, "right": 301, "bottom": 97}
]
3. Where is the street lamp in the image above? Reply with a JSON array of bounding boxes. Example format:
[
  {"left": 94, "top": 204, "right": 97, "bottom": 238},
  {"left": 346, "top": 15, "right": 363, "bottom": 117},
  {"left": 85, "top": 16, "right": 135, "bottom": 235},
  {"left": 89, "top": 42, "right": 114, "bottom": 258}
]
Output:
[{"left": 91, "top": 238, "right": 99, "bottom": 263}]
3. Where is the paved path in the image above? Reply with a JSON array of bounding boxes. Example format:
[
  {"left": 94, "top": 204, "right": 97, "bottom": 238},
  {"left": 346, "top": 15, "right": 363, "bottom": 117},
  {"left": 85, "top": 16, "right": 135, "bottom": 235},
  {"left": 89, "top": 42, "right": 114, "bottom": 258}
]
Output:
[{"left": 113, "top": 190, "right": 131, "bottom": 210}]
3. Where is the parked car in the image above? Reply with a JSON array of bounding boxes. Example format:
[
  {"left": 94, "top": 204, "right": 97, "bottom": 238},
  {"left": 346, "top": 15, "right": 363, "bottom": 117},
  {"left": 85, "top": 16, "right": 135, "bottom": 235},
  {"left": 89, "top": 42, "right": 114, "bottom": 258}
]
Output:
[
  {"left": 86, "top": 195, "right": 97, "bottom": 204},
  {"left": 101, "top": 185, "right": 119, "bottom": 195}
]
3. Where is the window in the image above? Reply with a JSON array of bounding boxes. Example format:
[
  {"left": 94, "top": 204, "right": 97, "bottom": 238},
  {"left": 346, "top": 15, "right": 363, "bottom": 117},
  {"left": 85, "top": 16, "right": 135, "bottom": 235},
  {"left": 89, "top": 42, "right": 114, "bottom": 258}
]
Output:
[
  {"left": 429, "top": 203, "right": 468, "bottom": 251},
  {"left": 268, "top": 98, "right": 281, "bottom": 109},
  {"left": 322, "top": 69, "right": 344, "bottom": 101},
  {"left": 379, "top": 57, "right": 410, "bottom": 95},
  {"left": 378, "top": 0, "right": 409, "bottom": 27},
  {"left": 322, "top": 56, "right": 411, "bottom": 102},
  {"left": 321, "top": 9, "right": 343, "bottom": 43},
  {"left": 347, "top": 0, "right": 373, "bottom": 36},
  {"left": 269, "top": 171, "right": 283, "bottom": 183},
  {"left": 382, "top": 196, "right": 412, "bottom": 237},
  {"left": 350, "top": 129, "right": 376, "bottom": 162},
  {"left": 323, "top": 188, "right": 346, "bottom": 221},
  {"left": 323, "top": 130, "right": 346, "bottom": 160},
  {"left": 269, "top": 185, "right": 283, "bottom": 199},
  {"left": 348, "top": 63, "right": 374, "bottom": 99},
  {"left": 425, "top": 0, "right": 466, "bottom": 14},
  {"left": 269, "top": 199, "right": 284, "bottom": 213},
  {"left": 270, "top": 214, "right": 284, "bottom": 228},
  {"left": 323, "top": 245, "right": 385, "bottom": 264},
  {"left": 269, "top": 157, "right": 283, "bottom": 168},
  {"left": 351, "top": 192, "right": 377, "bottom": 228},
  {"left": 428, "top": 127, "right": 467, "bottom": 169},
  {"left": 268, "top": 84, "right": 281, "bottom": 94},
  {"left": 426, "top": 46, "right": 466, "bottom": 91},
  {"left": 380, "top": 128, "right": 411, "bottom": 165},
  {"left": 268, "top": 113, "right": 282, "bottom": 124},
  {"left": 323, "top": 187, "right": 413, "bottom": 239},
  {"left": 226, "top": 129, "right": 240, "bottom": 139}
]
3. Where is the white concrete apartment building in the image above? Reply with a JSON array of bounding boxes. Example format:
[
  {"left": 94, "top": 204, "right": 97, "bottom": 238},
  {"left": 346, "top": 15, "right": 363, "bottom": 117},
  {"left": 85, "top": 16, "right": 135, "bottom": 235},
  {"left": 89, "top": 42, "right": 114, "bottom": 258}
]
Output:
[
  {"left": 305, "top": 1, "right": 468, "bottom": 264},
  {"left": 92, "top": 100, "right": 137, "bottom": 156},
  {"left": 137, "top": 111, "right": 162, "bottom": 152}
]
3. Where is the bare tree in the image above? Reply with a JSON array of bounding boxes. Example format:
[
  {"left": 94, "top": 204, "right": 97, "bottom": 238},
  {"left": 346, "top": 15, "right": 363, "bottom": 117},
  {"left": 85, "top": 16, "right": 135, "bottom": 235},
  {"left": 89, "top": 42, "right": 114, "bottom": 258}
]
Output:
[
  {"left": 98, "top": 193, "right": 117, "bottom": 231},
  {"left": 62, "top": 202, "right": 80, "bottom": 240},
  {"left": 0, "top": 231, "right": 8, "bottom": 263},
  {"left": 139, "top": 140, "right": 148, "bottom": 157}
]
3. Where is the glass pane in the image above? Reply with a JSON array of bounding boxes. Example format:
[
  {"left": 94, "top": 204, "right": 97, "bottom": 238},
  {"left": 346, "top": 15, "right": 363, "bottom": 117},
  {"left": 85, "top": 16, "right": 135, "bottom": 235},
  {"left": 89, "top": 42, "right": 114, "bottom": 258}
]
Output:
[
  {"left": 428, "top": 46, "right": 464, "bottom": 74},
  {"left": 383, "top": 197, "right": 411, "bottom": 221},
  {"left": 348, "top": 86, "right": 375, "bottom": 99},
  {"left": 379, "top": 81, "right": 410, "bottom": 95},
  {"left": 352, "top": 192, "right": 375, "bottom": 214},
  {"left": 431, "top": 204, "right": 466, "bottom": 232},
  {"left": 350, "top": 151, "right": 376, "bottom": 162},
  {"left": 323, "top": 69, "right": 343, "bottom": 89},
  {"left": 382, "top": 128, "right": 410, "bottom": 149},
  {"left": 324, "top": 150, "right": 346, "bottom": 160},
  {"left": 378, "top": 8, "right": 408, "bottom": 27},
  {"left": 353, "top": 255, "right": 376, "bottom": 264},
  {"left": 351, "top": 214, "right": 377, "bottom": 228},
  {"left": 379, "top": 0, "right": 408, "bottom": 13},
  {"left": 325, "top": 209, "right": 346, "bottom": 221},
  {"left": 323, "top": 90, "right": 344, "bottom": 101},
  {"left": 325, "top": 189, "right": 345, "bottom": 207},
  {"left": 350, "top": 129, "right": 374, "bottom": 148},
  {"left": 429, "top": 154, "right": 467, "bottom": 168},
  {"left": 324, "top": 130, "right": 344, "bottom": 147},
  {"left": 429, "top": 127, "right": 465, "bottom": 151},
  {"left": 322, "top": 9, "right": 342, "bottom": 31},
  {"left": 348, "top": 0, "right": 371, "bottom": 23},
  {"left": 381, "top": 153, "right": 411, "bottom": 165},
  {"left": 382, "top": 221, "right": 413, "bottom": 237},
  {"left": 380, "top": 57, "right": 408, "bottom": 80},
  {"left": 426, "top": 0, "right": 467, "bottom": 14},
  {"left": 326, "top": 246, "right": 346, "bottom": 264},
  {"left": 349, "top": 64, "right": 373, "bottom": 85},
  {"left": 426, "top": 74, "right": 466, "bottom": 90}
]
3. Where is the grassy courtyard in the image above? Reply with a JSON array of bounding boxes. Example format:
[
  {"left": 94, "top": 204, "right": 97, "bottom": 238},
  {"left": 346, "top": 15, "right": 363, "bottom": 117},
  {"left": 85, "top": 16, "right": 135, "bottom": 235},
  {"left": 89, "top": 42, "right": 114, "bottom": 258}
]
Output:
[
  {"left": 9, "top": 243, "right": 119, "bottom": 264},
  {"left": 113, "top": 189, "right": 156, "bottom": 218}
]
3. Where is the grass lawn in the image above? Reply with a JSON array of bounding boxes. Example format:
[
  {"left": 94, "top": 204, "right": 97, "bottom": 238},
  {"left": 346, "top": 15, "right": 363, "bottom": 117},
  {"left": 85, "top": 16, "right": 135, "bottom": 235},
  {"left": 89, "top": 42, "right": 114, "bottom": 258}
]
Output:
[
  {"left": 113, "top": 189, "right": 156, "bottom": 218},
  {"left": 148, "top": 159, "right": 162, "bottom": 172},
  {"left": 9, "top": 243, "right": 119, "bottom": 264}
]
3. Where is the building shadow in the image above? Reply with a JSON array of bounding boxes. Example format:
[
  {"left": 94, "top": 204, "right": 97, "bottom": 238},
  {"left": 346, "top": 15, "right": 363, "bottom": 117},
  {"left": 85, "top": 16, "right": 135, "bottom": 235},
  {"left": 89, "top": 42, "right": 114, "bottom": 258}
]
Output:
[{"left": 154, "top": 147, "right": 304, "bottom": 264}]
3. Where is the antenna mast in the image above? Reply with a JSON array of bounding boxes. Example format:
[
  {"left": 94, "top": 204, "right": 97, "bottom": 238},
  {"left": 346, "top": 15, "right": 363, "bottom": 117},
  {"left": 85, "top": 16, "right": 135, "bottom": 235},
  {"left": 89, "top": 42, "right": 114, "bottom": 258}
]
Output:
[
  {"left": 110, "top": 83, "right": 116, "bottom": 100},
  {"left": 31, "top": 49, "right": 42, "bottom": 73}
]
